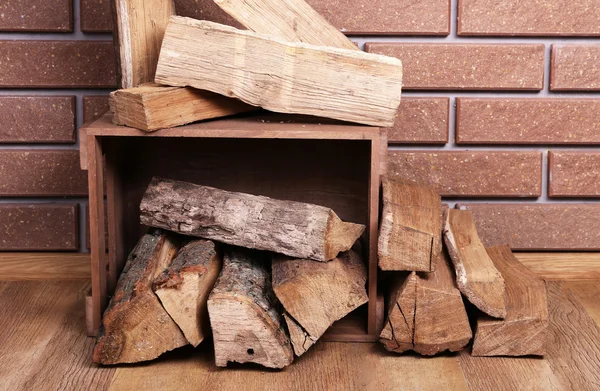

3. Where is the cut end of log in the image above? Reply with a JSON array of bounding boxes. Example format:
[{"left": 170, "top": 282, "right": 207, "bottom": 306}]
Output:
[
  {"left": 324, "top": 211, "right": 365, "bottom": 261},
  {"left": 379, "top": 272, "right": 417, "bottom": 353},
  {"left": 283, "top": 312, "right": 316, "bottom": 357}
]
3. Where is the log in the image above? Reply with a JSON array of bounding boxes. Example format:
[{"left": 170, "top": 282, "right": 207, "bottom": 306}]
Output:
[
  {"left": 472, "top": 245, "right": 548, "bottom": 356},
  {"left": 443, "top": 209, "right": 507, "bottom": 319},
  {"left": 272, "top": 248, "right": 368, "bottom": 356},
  {"left": 93, "top": 230, "right": 187, "bottom": 364},
  {"left": 207, "top": 248, "right": 293, "bottom": 368},
  {"left": 140, "top": 177, "right": 365, "bottom": 262},
  {"left": 109, "top": 83, "right": 253, "bottom": 132},
  {"left": 378, "top": 177, "right": 442, "bottom": 272},
  {"left": 112, "top": 0, "right": 175, "bottom": 88},
  {"left": 153, "top": 239, "right": 222, "bottom": 347},
  {"left": 212, "top": 0, "right": 357, "bottom": 50},
  {"left": 155, "top": 17, "right": 403, "bottom": 127},
  {"left": 380, "top": 252, "right": 472, "bottom": 354}
]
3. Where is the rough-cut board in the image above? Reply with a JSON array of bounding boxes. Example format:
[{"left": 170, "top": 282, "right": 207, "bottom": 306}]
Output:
[
  {"left": 378, "top": 177, "right": 442, "bottom": 272},
  {"left": 379, "top": 252, "right": 472, "bottom": 354},
  {"left": 272, "top": 248, "right": 368, "bottom": 356},
  {"left": 109, "top": 83, "right": 253, "bottom": 131},
  {"left": 443, "top": 209, "right": 507, "bottom": 319},
  {"left": 92, "top": 230, "right": 187, "bottom": 364},
  {"left": 112, "top": 0, "right": 175, "bottom": 88},
  {"left": 212, "top": 0, "right": 357, "bottom": 50},
  {"left": 207, "top": 248, "right": 293, "bottom": 368},
  {"left": 472, "top": 245, "right": 548, "bottom": 356},
  {"left": 153, "top": 239, "right": 222, "bottom": 347},
  {"left": 140, "top": 177, "right": 365, "bottom": 262},
  {"left": 155, "top": 17, "right": 403, "bottom": 127}
]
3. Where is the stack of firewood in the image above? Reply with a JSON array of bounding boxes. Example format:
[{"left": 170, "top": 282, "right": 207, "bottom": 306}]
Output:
[
  {"left": 378, "top": 176, "right": 549, "bottom": 357},
  {"left": 93, "top": 177, "right": 368, "bottom": 368}
]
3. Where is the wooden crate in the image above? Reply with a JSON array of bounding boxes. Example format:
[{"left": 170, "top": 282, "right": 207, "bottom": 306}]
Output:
[{"left": 82, "top": 113, "right": 384, "bottom": 342}]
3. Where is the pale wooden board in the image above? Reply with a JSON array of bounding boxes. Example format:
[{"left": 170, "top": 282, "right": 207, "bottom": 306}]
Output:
[
  {"left": 516, "top": 252, "right": 600, "bottom": 280},
  {"left": 564, "top": 281, "right": 600, "bottom": 327},
  {"left": 0, "top": 253, "right": 91, "bottom": 280}
]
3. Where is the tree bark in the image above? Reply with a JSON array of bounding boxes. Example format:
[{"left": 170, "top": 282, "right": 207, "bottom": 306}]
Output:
[
  {"left": 272, "top": 248, "right": 368, "bottom": 356},
  {"left": 93, "top": 230, "right": 187, "bottom": 364},
  {"left": 140, "top": 177, "right": 365, "bottom": 262},
  {"left": 153, "top": 239, "right": 222, "bottom": 347},
  {"left": 207, "top": 248, "right": 293, "bottom": 368}
]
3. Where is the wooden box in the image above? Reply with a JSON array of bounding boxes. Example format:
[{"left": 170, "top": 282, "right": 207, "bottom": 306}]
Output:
[{"left": 82, "top": 113, "right": 384, "bottom": 342}]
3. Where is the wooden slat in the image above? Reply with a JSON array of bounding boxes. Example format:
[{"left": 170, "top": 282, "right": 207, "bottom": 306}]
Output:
[
  {"left": 516, "top": 252, "right": 600, "bottom": 280},
  {"left": 0, "top": 253, "right": 90, "bottom": 280},
  {"left": 563, "top": 281, "right": 600, "bottom": 329}
]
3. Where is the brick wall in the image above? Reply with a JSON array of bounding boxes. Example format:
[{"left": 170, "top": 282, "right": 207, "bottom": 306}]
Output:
[{"left": 1, "top": 0, "right": 599, "bottom": 252}]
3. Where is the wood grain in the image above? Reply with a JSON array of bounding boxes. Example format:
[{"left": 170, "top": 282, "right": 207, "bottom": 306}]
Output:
[
  {"left": 564, "top": 281, "right": 600, "bottom": 327},
  {"left": 0, "top": 253, "right": 90, "bottom": 280},
  {"left": 379, "top": 272, "right": 417, "bottom": 353},
  {"left": 155, "top": 17, "right": 403, "bottom": 127},
  {"left": 516, "top": 252, "right": 600, "bottom": 280}
]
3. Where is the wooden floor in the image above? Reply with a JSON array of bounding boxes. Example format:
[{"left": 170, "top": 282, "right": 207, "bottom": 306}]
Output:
[{"left": 1, "top": 280, "right": 600, "bottom": 390}]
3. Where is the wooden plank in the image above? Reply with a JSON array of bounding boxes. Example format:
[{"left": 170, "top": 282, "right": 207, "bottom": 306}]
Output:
[
  {"left": 110, "top": 83, "right": 254, "bottom": 131},
  {"left": 378, "top": 177, "right": 442, "bottom": 272},
  {"left": 212, "top": 0, "right": 357, "bottom": 50},
  {"left": 472, "top": 245, "right": 548, "bottom": 356},
  {"left": 516, "top": 252, "right": 600, "bottom": 280},
  {"left": 563, "top": 281, "right": 600, "bottom": 331},
  {"left": 112, "top": 0, "right": 175, "bottom": 88},
  {"left": 443, "top": 209, "right": 507, "bottom": 318},
  {"left": 0, "top": 253, "right": 90, "bottom": 280},
  {"left": 155, "top": 17, "right": 403, "bottom": 127},
  {"left": 367, "top": 136, "right": 381, "bottom": 335}
]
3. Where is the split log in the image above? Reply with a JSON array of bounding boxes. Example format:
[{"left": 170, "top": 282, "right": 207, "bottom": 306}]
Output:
[
  {"left": 472, "top": 245, "right": 548, "bottom": 356},
  {"left": 112, "top": 0, "right": 175, "bottom": 88},
  {"left": 272, "top": 248, "right": 368, "bottom": 356},
  {"left": 155, "top": 17, "right": 403, "bottom": 127},
  {"left": 378, "top": 177, "right": 442, "bottom": 272},
  {"left": 93, "top": 230, "right": 187, "bottom": 364},
  {"left": 140, "top": 177, "right": 365, "bottom": 262},
  {"left": 207, "top": 248, "right": 293, "bottom": 368},
  {"left": 380, "top": 252, "right": 472, "bottom": 354},
  {"left": 109, "top": 83, "right": 253, "bottom": 132},
  {"left": 212, "top": 0, "right": 357, "bottom": 50},
  {"left": 443, "top": 209, "right": 507, "bottom": 319},
  {"left": 153, "top": 239, "right": 222, "bottom": 347}
]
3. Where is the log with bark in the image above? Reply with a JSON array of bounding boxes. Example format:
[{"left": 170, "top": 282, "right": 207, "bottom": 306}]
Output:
[
  {"left": 472, "top": 244, "right": 548, "bottom": 356},
  {"left": 443, "top": 209, "right": 507, "bottom": 319},
  {"left": 140, "top": 177, "right": 365, "bottom": 262},
  {"left": 155, "top": 17, "right": 403, "bottom": 127},
  {"left": 153, "top": 239, "right": 222, "bottom": 347},
  {"left": 207, "top": 248, "right": 293, "bottom": 368},
  {"left": 93, "top": 230, "right": 187, "bottom": 364},
  {"left": 380, "top": 251, "right": 472, "bottom": 355},
  {"left": 272, "top": 248, "right": 368, "bottom": 356},
  {"left": 378, "top": 177, "right": 442, "bottom": 272}
]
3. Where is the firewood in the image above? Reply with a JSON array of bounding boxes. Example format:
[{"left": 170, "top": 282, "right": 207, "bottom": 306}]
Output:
[
  {"left": 93, "top": 230, "right": 187, "bottom": 364},
  {"left": 472, "top": 245, "right": 548, "bottom": 357},
  {"left": 207, "top": 248, "right": 293, "bottom": 368},
  {"left": 140, "top": 177, "right": 365, "bottom": 262},
  {"left": 380, "top": 252, "right": 472, "bottom": 354},
  {"left": 378, "top": 177, "right": 442, "bottom": 272},
  {"left": 112, "top": 0, "right": 175, "bottom": 88},
  {"left": 109, "top": 83, "right": 254, "bottom": 132},
  {"left": 155, "top": 17, "right": 403, "bottom": 127},
  {"left": 212, "top": 0, "right": 357, "bottom": 51},
  {"left": 152, "top": 239, "right": 222, "bottom": 347},
  {"left": 443, "top": 209, "right": 507, "bottom": 319},
  {"left": 272, "top": 248, "right": 368, "bottom": 356}
]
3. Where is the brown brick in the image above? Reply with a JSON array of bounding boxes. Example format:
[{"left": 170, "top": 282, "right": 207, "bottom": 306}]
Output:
[
  {"left": 458, "top": 0, "right": 600, "bottom": 36},
  {"left": 549, "top": 152, "right": 600, "bottom": 197},
  {"left": 388, "top": 151, "right": 542, "bottom": 197},
  {"left": 0, "top": 150, "right": 87, "bottom": 196},
  {"left": 456, "top": 98, "right": 600, "bottom": 145},
  {"left": 80, "top": 0, "right": 113, "bottom": 32},
  {"left": 551, "top": 45, "right": 600, "bottom": 91},
  {"left": 83, "top": 96, "right": 110, "bottom": 124},
  {"left": 365, "top": 43, "right": 545, "bottom": 90},
  {"left": 0, "top": 96, "right": 75, "bottom": 143},
  {"left": 0, "top": 0, "right": 72, "bottom": 32},
  {"left": 0, "top": 204, "right": 79, "bottom": 251},
  {"left": 389, "top": 97, "right": 448, "bottom": 144},
  {"left": 0, "top": 41, "right": 117, "bottom": 88},
  {"left": 458, "top": 203, "right": 600, "bottom": 250}
]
